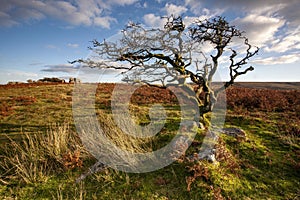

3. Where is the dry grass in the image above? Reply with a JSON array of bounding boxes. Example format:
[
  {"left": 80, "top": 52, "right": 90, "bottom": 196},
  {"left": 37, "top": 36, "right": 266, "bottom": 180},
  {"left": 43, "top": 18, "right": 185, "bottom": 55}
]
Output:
[
  {"left": 53, "top": 182, "right": 86, "bottom": 200},
  {"left": 0, "top": 123, "right": 87, "bottom": 184},
  {"left": 76, "top": 110, "right": 154, "bottom": 172}
]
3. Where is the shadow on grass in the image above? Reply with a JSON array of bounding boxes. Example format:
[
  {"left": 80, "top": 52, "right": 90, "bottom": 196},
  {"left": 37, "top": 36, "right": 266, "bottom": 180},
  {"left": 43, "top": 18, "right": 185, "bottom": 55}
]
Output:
[{"left": 0, "top": 123, "right": 50, "bottom": 142}]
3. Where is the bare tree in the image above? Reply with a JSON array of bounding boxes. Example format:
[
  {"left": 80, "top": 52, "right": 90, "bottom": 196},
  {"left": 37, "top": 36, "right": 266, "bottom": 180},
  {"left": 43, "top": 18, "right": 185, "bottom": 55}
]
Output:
[{"left": 72, "top": 15, "right": 259, "bottom": 127}]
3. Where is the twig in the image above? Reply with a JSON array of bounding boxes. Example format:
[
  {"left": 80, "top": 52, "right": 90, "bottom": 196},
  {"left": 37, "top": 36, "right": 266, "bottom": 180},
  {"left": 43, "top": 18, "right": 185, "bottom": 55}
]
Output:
[{"left": 76, "top": 161, "right": 106, "bottom": 183}]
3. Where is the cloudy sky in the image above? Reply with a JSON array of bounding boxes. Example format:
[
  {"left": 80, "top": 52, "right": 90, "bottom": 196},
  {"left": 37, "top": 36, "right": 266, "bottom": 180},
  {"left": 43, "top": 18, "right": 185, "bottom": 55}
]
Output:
[{"left": 0, "top": 0, "right": 299, "bottom": 83}]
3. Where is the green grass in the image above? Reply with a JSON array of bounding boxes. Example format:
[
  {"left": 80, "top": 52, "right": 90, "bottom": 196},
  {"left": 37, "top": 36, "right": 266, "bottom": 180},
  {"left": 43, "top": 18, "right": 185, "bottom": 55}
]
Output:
[
  {"left": 223, "top": 113, "right": 299, "bottom": 199},
  {"left": 0, "top": 84, "right": 74, "bottom": 137},
  {"left": 0, "top": 83, "right": 299, "bottom": 199}
]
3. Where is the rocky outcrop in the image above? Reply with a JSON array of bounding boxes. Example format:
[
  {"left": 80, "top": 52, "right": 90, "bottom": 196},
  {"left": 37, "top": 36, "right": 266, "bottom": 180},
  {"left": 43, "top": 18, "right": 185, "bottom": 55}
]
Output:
[
  {"left": 37, "top": 77, "right": 65, "bottom": 83},
  {"left": 7, "top": 81, "right": 23, "bottom": 85},
  {"left": 69, "top": 77, "right": 81, "bottom": 84},
  {"left": 196, "top": 127, "right": 246, "bottom": 163}
]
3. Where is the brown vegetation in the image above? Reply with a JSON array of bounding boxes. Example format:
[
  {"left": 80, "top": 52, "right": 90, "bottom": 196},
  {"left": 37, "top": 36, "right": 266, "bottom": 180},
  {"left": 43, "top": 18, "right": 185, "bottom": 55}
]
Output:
[{"left": 226, "top": 86, "right": 300, "bottom": 113}]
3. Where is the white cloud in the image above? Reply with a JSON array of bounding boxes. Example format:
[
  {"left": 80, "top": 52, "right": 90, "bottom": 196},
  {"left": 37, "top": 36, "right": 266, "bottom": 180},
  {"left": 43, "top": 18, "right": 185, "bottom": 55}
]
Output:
[
  {"left": 265, "top": 29, "right": 300, "bottom": 53},
  {"left": 134, "top": 1, "right": 148, "bottom": 9},
  {"left": 45, "top": 44, "right": 59, "bottom": 50},
  {"left": 41, "top": 63, "right": 119, "bottom": 77},
  {"left": 143, "top": 14, "right": 167, "bottom": 28},
  {"left": 184, "top": 0, "right": 300, "bottom": 56},
  {"left": 94, "top": 16, "right": 117, "bottom": 29},
  {"left": 0, "top": 11, "right": 19, "bottom": 27},
  {"left": 29, "top": 62, "right": 44, "bottom": 66},
  {"left": 0, "top": 69, "right": 39, "bottom": 84},
  {"left": 184, "top": 0, "right": 202, "bottom": 15},
  {"left": 0, "top": 0, "right": 137, "bottom": 28},
  {"left": 107, "top": 0, "right": 138, "bottom": 6},
  {"left": 34, "top": 1, "right": 93, "bottom": 26},
  {"left": 233, "top": 14, "right": 285, "bottom": 47},
  {"left": 193, "top": 0, "right": 299, "bottom": 21},
  {"left": 277, "top": 0, "right": 300, "bottom": 26},
  {"left": 182, "top": 16, "right": 198, "bottom": 27},
  {"left": 42, "top": 63, "right": 78, "bottom": 73},
  {"left": 144, "top": 13, "right": 208, "bottom": 29},
  {"left": 14, "top": 8, "right": 45, "bottom": 21},
  {"left": 67, "top": 43, "right": 79, "bottom": 48},
  {"left": 143, "top": 2, "right": 148, "bottom": 8},
  {"left": 183, "top": 15, "right": 209, "bottom": 27},
  {"left": 164, "top": 3, "right": 188, "bottom": 16},
  {"left": 254, "top": 54, "right": 300, "bottom": 65}
]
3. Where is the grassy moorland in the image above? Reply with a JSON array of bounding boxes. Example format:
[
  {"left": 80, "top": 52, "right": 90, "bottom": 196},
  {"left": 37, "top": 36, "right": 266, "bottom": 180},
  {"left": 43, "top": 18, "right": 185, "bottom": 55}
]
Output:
[{"left": 0, "top": 82, "right": 299, "bottom": 199}]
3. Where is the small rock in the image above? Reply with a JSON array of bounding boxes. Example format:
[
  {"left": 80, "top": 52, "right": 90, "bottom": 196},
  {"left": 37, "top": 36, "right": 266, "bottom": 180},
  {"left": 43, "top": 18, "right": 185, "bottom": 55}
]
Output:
[
  {"left": 197, "top": 148, "right": 218, "bottom": 163},
  {"left": 219, "top": 127, "right": 246, "bottom": 138}
]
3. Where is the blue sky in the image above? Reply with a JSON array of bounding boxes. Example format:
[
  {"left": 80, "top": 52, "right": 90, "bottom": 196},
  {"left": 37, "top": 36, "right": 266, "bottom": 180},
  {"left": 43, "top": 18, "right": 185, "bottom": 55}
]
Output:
[{"left": 0, "top": 0, "right": 299, "bottom": 84}]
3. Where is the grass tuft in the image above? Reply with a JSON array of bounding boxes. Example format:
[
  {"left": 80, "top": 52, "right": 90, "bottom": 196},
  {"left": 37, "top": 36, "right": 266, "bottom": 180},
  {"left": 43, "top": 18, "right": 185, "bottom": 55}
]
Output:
[{"left": 0, "top": 123, "right": 86, "bottom": 184}]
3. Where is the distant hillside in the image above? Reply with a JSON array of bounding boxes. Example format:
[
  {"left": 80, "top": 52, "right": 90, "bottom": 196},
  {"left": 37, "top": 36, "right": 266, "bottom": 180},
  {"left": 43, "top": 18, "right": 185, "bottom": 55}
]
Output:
[
  {"left": 234, "top": 82, "right": 300, "bottom": 90},
  {"left": 1, "top": 81, "right": 299, "bottom": 90}
]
